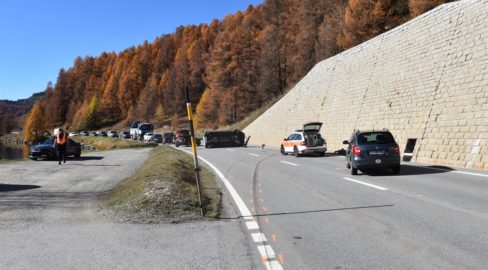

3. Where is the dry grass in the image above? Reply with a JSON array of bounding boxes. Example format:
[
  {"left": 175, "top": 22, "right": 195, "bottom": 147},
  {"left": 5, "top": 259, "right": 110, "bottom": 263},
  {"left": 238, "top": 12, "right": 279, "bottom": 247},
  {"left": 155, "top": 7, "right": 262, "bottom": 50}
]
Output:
[
  {"left": 75, "top": 136, "right": 157, "bottom": 151},
  {"left": 103, "top": 146, "right": 221, "bottom": 223}
]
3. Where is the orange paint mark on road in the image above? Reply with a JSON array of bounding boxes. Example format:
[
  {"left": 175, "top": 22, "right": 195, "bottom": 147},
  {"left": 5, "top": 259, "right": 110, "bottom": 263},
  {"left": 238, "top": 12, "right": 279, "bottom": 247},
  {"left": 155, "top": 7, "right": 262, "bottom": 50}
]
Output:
[
  {"left": 271, "top": 234, "right": 277, "bottom": 241},
  {"left": 279, "top": 254, "right": 285, "bottom": 264},
  {"left": 261, "top": 256, "right": 267, "bottom": 265},
  {"left": 262, "top": 206, "right": 268, "bottom": 212},
  {"left": 264, "top": 217, "right": 270, "bottom": 223}
]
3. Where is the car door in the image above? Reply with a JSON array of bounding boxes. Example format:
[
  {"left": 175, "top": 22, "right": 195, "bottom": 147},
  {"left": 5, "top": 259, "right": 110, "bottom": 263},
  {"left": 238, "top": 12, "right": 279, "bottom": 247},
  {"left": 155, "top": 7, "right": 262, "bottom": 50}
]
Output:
[{"left": 283, "top": 134, "right": 295, "bottom": 152}]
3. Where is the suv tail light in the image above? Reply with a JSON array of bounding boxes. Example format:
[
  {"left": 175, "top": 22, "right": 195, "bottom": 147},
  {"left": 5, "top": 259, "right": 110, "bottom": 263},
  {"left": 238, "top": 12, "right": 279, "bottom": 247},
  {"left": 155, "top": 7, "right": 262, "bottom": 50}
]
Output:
[
  {"left": 393, "top": 143, "right": 400, "bottom": 154},
  {"left": 352, "top": 146, "right": 361, "bottom": 156}
]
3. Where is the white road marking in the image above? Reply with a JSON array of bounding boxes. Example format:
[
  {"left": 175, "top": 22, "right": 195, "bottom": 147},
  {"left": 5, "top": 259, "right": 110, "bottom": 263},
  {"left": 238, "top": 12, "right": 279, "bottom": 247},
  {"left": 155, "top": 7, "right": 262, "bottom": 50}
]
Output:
[
  {"left": 343, "top": 177, "right": 388, "bottom": 191},
  {"left": 246, "top": 221, "right": 259, "bottom": 230},
  {"left": 249, "top": 153, "right": 260, "bottom": 157},
  {"left": 452, "top": 170, "right": 488, "bottom": 178},
  {"left": 406, "top": 164, "right": 488, "bottom": 178},
  {"left": 251, "top": 233, "right": 267, "bottom": 243},
  {"left": 280, "top": 161, "right": 298, "bottom": 166},
  {"left": 179, "top": 148, "right": 283, "bottom": 270},
  {"left": 182, "top": 150, "right": 253, "bottom": 219},
  {"left": 257, "top": 245, "right": 276, "bottom": 259},
  {"left": 265, "top": 261, "right": 284, "bottom": 270}
]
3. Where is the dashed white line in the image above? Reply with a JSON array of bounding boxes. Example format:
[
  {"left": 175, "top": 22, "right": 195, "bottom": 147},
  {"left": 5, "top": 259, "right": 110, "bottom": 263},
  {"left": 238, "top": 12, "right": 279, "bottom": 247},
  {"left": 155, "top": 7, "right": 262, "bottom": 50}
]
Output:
[
  {"left": 280, "top": 161, "right": 298, "bottom": 166},
  {"left": 265, "top": 260, "right": 284, "bottom": 270},
  {"left": 257, "top": 245, "right": 276, "bottom": 259},
  {"left": 251, "top": 233, "right": 268, "bottom": 243},
  {"left": 249, "top": 153, "right": 261, "bottom": 157},
  {"left": 343, "top": 177, "right": 388, "bottom": 191},
  {"left": 246, "top": 221, "right": 260, "bottom": 230},
  {"left": 179, "top": 148, "right": 283, "bottom": 270}
]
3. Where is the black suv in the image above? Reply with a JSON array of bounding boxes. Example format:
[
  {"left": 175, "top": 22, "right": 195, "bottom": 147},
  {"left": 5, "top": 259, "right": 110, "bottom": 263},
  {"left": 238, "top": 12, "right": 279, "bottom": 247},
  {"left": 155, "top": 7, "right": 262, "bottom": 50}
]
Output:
[{"left": 343, "top": 129, "right": 400, "bottom": 175}]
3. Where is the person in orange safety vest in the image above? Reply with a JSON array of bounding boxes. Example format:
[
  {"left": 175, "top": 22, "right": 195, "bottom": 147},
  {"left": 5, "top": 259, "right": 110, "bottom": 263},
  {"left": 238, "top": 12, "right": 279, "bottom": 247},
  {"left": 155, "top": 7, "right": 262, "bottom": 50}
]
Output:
[{"left": 54, "top": 128, "right": 68, "bottom": 165}]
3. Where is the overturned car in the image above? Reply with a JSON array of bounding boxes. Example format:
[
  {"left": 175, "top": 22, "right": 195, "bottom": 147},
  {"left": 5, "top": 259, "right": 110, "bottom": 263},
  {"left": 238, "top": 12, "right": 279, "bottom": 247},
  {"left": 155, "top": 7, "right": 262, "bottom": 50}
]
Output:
[{"left": 203, "top": 130, "right": 246, "bottom": 148}]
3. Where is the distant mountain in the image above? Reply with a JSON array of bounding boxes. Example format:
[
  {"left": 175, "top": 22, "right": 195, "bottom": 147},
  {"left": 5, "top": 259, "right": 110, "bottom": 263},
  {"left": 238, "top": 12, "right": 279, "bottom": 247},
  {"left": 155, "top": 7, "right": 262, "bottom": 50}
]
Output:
[{"left": 0, "top": 92, "right": 45, "bottom": 135}]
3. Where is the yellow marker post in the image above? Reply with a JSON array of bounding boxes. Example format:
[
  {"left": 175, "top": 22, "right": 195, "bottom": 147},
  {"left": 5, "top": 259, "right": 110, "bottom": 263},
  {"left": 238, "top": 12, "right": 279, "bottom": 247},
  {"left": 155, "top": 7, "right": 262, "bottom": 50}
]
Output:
[{"left": 185, "top": 87, "right": 203, "bottom": 216}]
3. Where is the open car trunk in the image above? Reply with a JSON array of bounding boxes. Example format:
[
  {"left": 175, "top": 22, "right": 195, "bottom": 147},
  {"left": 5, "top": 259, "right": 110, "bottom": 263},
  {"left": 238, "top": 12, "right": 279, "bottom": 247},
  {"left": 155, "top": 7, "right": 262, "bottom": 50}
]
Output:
[{"left": 303, "top": 122, "right": 325, "bottom": 147}]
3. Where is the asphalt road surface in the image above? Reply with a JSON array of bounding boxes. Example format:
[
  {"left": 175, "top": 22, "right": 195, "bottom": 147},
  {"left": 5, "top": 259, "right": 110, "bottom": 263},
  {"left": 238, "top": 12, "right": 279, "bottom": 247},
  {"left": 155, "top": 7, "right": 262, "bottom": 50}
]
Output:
[
  {"left": 2, "top": 146, "right": 488, "bottom": 270},
  {"left": 0, "top": 148, "right": 253, "bottom": 270},
  {"left": 191, "top": 146, "right": 488, "bottom": 270}
]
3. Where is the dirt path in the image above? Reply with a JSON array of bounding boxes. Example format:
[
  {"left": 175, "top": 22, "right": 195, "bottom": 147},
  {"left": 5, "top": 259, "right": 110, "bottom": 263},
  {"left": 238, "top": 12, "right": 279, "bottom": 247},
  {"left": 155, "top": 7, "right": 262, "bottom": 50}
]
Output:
[{"left": 0, "top": 148, "right": 252, "bottom": 270}]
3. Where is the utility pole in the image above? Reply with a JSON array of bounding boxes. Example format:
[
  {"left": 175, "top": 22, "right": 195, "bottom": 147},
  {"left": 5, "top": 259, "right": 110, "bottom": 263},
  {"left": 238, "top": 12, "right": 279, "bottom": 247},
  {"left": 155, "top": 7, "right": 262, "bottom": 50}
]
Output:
[{"left": 185, "top": 87, "right": 203, "bottom": 216}]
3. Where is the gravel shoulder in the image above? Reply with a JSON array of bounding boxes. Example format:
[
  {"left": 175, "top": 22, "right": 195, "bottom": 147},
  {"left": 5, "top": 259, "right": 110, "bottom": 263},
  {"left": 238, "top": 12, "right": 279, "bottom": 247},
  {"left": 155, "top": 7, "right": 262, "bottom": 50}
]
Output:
[{"left": 0, "top": 148, "right": 253, "bottom": 269}]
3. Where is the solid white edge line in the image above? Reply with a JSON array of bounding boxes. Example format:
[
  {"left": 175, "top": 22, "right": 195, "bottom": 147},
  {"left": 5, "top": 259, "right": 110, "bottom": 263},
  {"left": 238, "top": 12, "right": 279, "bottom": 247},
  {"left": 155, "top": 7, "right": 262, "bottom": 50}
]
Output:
[
  {"left": 280, "top": 161, "right": 298, "bottom": 166},
  {"left": 182, "top": 149, "right": 253, "bottom": 219},
  {"left": 410, "top": 165, "right": 488, "bottom": 178},
  {"left": 343, "top": 177, "right": 388, "bottom": 191},
  {"left": 249, "top": 153, "right": 261, "bottom": 157},
  {"left": 452, "top": 170, "right": 488, "bottom": 178}
]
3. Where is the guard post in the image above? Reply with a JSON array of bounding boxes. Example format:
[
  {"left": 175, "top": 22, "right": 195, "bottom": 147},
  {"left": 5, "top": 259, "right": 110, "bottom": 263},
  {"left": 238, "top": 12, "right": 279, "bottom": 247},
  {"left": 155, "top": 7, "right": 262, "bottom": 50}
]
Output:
[{"left": 185, "top": 87, "right": 203, "bottom": 216}]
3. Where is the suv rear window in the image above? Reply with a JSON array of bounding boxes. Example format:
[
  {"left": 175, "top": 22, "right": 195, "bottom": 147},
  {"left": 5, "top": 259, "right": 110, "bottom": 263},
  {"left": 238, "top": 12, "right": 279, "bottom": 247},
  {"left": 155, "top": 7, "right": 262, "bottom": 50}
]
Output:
[{"left": 357, "top": 132, "right": 394, "bottom": 145}]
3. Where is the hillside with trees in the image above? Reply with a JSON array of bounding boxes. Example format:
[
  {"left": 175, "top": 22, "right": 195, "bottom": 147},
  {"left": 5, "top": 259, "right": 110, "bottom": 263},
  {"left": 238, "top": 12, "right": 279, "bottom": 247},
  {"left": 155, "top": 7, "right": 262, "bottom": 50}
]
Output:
[{"left": 14, "top": 0, "right": 453, "bottom": 137}]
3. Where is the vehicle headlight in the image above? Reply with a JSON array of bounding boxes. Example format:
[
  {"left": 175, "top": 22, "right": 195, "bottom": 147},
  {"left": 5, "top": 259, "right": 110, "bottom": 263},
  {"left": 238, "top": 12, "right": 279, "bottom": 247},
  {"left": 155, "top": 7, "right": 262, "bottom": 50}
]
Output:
[{"left": 31, "top": 148, "right": 41, "bottom": 152}]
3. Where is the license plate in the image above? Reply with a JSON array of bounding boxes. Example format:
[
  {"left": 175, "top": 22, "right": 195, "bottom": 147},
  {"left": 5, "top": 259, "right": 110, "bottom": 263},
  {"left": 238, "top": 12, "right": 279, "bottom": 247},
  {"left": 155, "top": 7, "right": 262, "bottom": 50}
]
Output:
[{"left": 370, "top": 150, "right": 385, "bottom": 155}]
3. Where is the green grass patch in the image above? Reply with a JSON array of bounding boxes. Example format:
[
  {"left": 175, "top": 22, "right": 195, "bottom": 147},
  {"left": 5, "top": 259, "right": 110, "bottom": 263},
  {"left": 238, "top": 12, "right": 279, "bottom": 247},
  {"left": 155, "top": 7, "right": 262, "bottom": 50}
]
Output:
[
  {"left": 75, "top": 136, "right": 157, "bottom": 151},
  {"left": 103, "top": 146, "right": 221, "bottom": 223}
]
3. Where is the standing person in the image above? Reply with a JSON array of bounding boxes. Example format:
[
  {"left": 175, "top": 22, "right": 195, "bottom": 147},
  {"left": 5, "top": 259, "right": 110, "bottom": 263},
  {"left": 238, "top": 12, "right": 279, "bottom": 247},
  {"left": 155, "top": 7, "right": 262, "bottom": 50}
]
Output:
[{"left": 54, "top": 128, "right": 68, "bottom": 165}]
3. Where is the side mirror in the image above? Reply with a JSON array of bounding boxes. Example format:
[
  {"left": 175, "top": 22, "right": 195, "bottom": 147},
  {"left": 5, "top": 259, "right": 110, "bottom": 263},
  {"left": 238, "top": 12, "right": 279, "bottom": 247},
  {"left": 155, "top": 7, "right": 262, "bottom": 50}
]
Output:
[
  {"left": 283, "top": 138, "right": 288, "bottom": 141},
  {"left": 342, "top": 140, "right": 349, "bottom": 145}
]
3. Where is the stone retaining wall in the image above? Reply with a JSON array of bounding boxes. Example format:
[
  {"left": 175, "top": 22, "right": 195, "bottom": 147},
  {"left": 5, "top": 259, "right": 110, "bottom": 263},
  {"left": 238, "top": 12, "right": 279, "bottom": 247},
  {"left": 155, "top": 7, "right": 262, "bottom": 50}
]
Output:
[{"left": 243, "top": 0, "right": 488, "bottom": 169}]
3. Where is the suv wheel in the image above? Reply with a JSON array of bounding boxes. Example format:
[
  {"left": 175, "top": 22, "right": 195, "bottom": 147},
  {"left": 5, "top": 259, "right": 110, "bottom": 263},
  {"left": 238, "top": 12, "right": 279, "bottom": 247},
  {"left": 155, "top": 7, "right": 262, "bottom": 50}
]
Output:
[
  {"left": 280, "top": 145, "right": 287, "bottom": 155},
  {"left": 293, "top": 146, "right": 300, "bottom": 157},
  {"left": 392, "top": 165, "right": 401, "bottom": 175},
  {"left": 351, "top": 167, "right": 358, "bottom": 175}
]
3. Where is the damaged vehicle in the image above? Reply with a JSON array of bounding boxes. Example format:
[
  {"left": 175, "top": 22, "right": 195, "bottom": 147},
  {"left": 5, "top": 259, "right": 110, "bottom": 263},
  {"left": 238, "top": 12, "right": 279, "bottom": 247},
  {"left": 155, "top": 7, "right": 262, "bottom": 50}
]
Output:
[{"left": 280, "top": 122, "right": 327, "bottom": 157}]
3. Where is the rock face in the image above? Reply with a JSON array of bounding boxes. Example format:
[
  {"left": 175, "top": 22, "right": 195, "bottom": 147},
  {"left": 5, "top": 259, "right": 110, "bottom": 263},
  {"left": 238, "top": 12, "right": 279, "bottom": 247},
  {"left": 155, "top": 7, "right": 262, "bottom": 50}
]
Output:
[{"left": 244, "top": 0, "right": 488, "bottom": 169}]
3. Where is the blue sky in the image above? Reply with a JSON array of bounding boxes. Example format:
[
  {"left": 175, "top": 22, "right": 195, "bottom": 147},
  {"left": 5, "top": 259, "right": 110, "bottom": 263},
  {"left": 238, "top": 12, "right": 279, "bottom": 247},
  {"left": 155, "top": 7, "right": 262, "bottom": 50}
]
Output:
[{"left": 0, "top": 0, "right": 263, "bottom": 101}]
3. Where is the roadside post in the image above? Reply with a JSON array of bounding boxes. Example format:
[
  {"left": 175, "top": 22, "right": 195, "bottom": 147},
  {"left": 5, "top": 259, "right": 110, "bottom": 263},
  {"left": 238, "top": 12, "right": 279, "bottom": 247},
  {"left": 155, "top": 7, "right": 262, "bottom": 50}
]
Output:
[{"left": 185, "top": 87, "right": 204, "bottom": 216}]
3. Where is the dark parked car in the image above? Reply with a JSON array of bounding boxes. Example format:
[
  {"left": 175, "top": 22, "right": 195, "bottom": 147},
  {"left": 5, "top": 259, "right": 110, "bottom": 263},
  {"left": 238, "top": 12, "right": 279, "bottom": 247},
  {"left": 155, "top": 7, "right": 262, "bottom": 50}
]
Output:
[
  {"left": 203, "top": 130, "right": 246, "bottom": 148},
  {"left": 29, "top": 138, "right": 81, "bottom": 160},
  {"left": 119, "top": 131, "right": 130, "bottom": 139},
  {"left": 163, "top": 132, "right": 175, "bottom": 144},
  {"left": 79, "top": 131, "right": 89, "bottom": 136},
  {"left": 89, "top": 131, "right": 98, "bottom": 136},
  {"left": 174, "top": 130, "right": 201, "bottom": 147},
  {"left": 151, "top": 134, "right": 163, "bottom": 143},
  {"left": 343, "top": 129, "right": 400, "bottom": 175},
  {"left": 98, "top": 131, "right": 108, "bottom": 137}
]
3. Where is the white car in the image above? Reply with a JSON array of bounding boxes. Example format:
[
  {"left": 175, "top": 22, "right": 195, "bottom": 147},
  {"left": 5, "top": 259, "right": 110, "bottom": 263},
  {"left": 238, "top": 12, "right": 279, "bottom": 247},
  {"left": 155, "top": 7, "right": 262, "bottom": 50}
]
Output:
[
  {"left": 143, "top": 132, "right": 154, "bottom": 142},
  {"left": 68, "top": 132, "right": 79, "bottom": 137}
]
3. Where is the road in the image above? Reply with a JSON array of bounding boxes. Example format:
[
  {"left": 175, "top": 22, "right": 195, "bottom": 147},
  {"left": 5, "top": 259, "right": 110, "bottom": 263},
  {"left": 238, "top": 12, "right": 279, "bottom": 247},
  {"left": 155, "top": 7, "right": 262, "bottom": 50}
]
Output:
[
  {"left": 0, "top": 148, "right": 252, "bottom": 270},
  {"left": 191, "top": 146, "right": 488, "bottom": 270},
  {"left": 2, "top": 146, "right": 487, "bottom": 269}
]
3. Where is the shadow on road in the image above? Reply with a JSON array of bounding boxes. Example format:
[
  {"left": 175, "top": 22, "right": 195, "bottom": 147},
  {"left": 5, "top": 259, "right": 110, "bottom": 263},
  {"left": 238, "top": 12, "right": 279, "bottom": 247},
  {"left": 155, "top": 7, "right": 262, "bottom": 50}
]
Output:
[
  {"left": 218, "top": 204, "right": 394, "bottom": 220},
  {"left": 68, "top": 163, "right": 120, "bottom": 167},
  {"left": 0, "top": 184, "right": 41, "bottom": 192},
  {"left": 361, "top": 164, "right": 454, "bottom": 177}
]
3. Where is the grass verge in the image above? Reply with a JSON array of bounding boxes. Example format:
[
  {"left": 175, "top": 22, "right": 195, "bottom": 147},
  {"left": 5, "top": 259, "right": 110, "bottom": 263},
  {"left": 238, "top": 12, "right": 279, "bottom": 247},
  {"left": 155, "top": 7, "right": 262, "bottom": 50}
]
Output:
[
  {"left": 103, "top": 145, "right": 221, "bottom": 223},
  {"left": 76, "top": 136, "right": 157, "bottom": 151}
]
